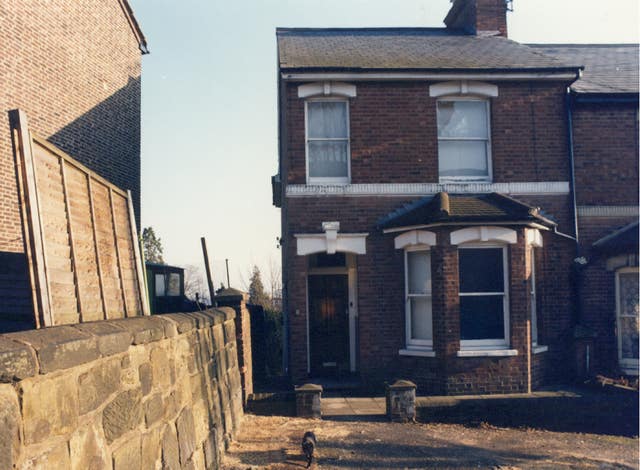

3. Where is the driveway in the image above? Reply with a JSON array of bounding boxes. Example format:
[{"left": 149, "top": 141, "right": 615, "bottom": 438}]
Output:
[{"left": 222, "top": 414, "right": 638, "bottom": 469}]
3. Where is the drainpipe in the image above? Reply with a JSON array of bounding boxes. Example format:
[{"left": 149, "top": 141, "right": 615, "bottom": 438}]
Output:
[
  {"left": 276, "top": 40, "right": 290, "bottom": 377},
  {"left": 565, "top": 89, "right": 582, "bottom": 327}
]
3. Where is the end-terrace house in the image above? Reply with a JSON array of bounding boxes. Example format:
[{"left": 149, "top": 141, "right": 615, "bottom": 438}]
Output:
[
  {"left": 274, "top": 0, "right": 638, "bottom": 394},
  {"left": 0, "top": 0, "right": 147, "bottom": 329}
]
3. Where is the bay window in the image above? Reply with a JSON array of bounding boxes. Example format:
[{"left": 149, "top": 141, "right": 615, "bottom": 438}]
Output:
[
  {"left": 458, "top": 245, "right": 509, "bottom": 349},
  {"left": 405, "top": 248, "right": 433, "bottom": 349}
]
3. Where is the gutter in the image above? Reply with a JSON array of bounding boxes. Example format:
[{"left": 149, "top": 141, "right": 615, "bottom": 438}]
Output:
[{"left": 281, "top": 71, "right": 581, "bottom": 82}]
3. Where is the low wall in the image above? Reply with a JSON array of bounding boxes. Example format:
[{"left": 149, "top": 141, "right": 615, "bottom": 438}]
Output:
[{"left": 0, "top": 309, "right": 243, "bottom": 469}]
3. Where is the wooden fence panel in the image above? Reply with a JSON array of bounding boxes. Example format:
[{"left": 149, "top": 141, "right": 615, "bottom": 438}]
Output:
[
  {"left": 10, "top": 109, "right": 149, "bottom": 327},
  {"left": 113, "top": 193, "right": 141, "bottom": 316},
  {"left": 32, "top": 143, "right": 79, "bottom": 325},
  {"left": 90, "top": 182, "right": 126, "bottom": 319},
  {"left": 65, "top": 164, "right": 104, "bottom": 320}
]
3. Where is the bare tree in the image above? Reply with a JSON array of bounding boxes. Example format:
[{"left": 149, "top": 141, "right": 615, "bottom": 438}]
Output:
[
  {"left": 183, "top": 264, "right": 209, "bottom": 305},
  {"left": 267, "top": 257, "right": 282, "bottom": 311}
]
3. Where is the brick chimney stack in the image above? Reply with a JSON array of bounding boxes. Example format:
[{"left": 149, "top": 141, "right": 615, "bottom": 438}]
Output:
[{"left": 444, "top": 0, "right": 509, "bottom": 37}]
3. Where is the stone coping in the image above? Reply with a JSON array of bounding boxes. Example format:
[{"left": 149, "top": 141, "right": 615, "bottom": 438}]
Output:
[
  {"left": 295, "top": 383, "right": 323, "bottom": 392},
  {"left": 0, "top": 308, "right": 235, "bottom": 381},
  {"left": 387, "top": 379, "right": 417, "bottom": 390}
]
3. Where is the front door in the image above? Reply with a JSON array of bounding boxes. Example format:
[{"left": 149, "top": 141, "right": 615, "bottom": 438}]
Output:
[
  {"left": 308, "top": 274, "right": 349, "bottom": 377},
  {"left": 616, "top": 268, "right": 639, "bottom": 375}
]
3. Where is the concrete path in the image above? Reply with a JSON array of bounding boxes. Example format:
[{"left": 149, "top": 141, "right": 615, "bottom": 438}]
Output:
[{"left": 322, "top": 396, "right": 386, "bottom": 417}]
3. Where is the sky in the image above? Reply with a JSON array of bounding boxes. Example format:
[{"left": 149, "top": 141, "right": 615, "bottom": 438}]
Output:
[{"left": 129, "top": 0, "right": 639, "bottom": 293}]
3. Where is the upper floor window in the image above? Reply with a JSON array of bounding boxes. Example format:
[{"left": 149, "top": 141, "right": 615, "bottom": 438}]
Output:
[
  {"left": 437, "top": 98, "right": 491, "bottom": 182},
  {"left": 306, "top": 99, "right": 350, "bottom": 184}
]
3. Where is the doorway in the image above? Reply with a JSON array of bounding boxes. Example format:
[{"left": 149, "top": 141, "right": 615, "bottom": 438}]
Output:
[{"left": 306, "top": 253, "right": 357, "bottom": 377}]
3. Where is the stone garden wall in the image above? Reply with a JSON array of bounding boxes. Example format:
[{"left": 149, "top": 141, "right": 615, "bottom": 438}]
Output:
[{"left": 0, "top": 309, "right": 244, "bottom": 469}]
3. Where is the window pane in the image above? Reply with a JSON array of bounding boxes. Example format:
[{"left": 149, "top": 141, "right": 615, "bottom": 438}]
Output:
[
  {"left": 437, "top": 101, "right": 488, "bottom": 138},
  {"left": 459, "top": 248, "right": 504, "bottom": 293},
  {"left": 619, "top": 271, "right": 639, "bottom": 360},
  {"left": 619, "top": 272, "right": 639, "bottom": 317},
  {"left": 308, "top": 102, "right": 348, "bottom": 138},
  {"left": 438, "top": 141, "right": 488, "bottom": 178},
  {"left": 408, "top": 251, "right": 431, "bottom": 295},
  {"left": 308, "top": 141, "right": 348, "bottom": 178},
  {"left": 167, "top": 273, "right": 181, "bottom": 296},
  {"left": 155, "top": 274, "right": 165, "bottom": 297},
  {"left": 410, "top": 297, "right": 432, "bottom": 341},
  {"left": 460, "top": 295, "right": 504, "bottom": 340}
]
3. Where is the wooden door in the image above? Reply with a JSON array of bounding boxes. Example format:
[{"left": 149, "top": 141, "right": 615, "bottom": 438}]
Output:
[{"left": 308, "top": 274, "right": 349, "bottom": 377}]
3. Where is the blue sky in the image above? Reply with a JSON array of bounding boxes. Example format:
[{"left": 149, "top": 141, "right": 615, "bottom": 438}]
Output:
[{"left": 129, "top": 0, "right": 638, "bottom": 291}]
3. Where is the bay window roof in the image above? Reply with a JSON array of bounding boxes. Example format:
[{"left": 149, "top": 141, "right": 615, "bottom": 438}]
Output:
[{"left": 379, "top": 192, "right": 556, "bottom": 231}]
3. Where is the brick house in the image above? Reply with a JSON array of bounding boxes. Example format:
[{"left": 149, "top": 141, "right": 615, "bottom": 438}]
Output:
[
  {"left": 531, "top": 44, "right": 639, "bottom": 376},
  {"left": 273, "top": 0, "right": 638, "bottom": 393},
  {"left": 0, "top": 0, "right": 147, "bottom": 328}
]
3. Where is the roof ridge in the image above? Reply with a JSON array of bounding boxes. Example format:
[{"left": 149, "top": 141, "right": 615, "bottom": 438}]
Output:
[{"left": 276, "top": 27, "right": 460, "bottom": 33}]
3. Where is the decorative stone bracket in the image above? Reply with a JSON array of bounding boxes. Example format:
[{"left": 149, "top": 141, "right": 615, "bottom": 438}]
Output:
[{"left": 295, "top": 221, "right": 368, "bottom": 256}]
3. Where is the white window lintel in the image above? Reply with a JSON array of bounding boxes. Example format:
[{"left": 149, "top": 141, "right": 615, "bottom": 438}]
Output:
[
  {"left": 451, "top": 226, "right": 517, "bottom": 245},
  {"left": 298, "top": 81, "right": 357, "bottom": 98},
  {"left": 430, "top": 80, "right": 498, "bottom": 98},
  {"left": 394, "top": 230, "right": 437, "bottom": 249}
]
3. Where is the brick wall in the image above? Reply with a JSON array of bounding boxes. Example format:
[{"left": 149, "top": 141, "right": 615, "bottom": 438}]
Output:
[
  {"left": 283, "top": 197, "right": 575, "bottom": 392},
  {"left": 573, "top": 103, "right": 639, "bottom": 206},
  {"left": 285, "top": 81, "right": 570, "bottom": 185},
  {"left": 0, "top": 310, "right": 243, "bottom": 469},
  {"left": 0, "top": 0, "right": 143, "bottom": 324},
  {"left": 280, "top": 79, "right": 592, "bottom": 391},
  {"left": 572, "top": 101, "right": 638, "bottom": 374}
]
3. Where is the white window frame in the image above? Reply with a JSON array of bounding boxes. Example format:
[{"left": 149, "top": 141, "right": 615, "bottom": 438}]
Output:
[
  {"left": 531, "top": 248, "right": 538, "bottom": 346},
  {"left": 304, "top": 98, "right": 351, "bottom": 185},
  {"left": 404, "top": 245, "right": 433, "bottom": 350},
  {"left": 458, "top": 243, "right": 509, "bottom": 350},
  {"left": 436, "top": 96, "right": 492, "bottom": 183},
  {"left": 615, "top": 266, "right": 639, "bottom": 375}
]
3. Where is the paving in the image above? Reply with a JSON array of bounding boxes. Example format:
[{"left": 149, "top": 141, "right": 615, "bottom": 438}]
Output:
[{"left": 322, "top": 396, "right": 386, "bottom": 417}]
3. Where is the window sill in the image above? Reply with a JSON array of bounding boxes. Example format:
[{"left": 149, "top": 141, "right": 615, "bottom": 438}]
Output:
[
  {"left": 399, "top": 348, "right": 436, "bottom": 357},
  {"left": 439, "top": 178, "right": 492, "bottom": 184},
  {"left": 307, "top": 180, "right": 350, "bottom": 186},
  {"left": 533, "top": 345, "right": 548, "bottom": 354},
  {"left": 457, "top": 349, "right": 518, "bottom": 357}
]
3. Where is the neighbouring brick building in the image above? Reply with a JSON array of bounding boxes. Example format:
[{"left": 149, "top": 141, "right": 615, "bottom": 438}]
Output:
[
  {"left": 0, "top": 0, "right": 147, "bottom": 328},
  {"left": 273, "top": 0, "right": 639, "bottom": 393},
  {"left": 532, "top": 44, "right": 639, "bottom": 376}
]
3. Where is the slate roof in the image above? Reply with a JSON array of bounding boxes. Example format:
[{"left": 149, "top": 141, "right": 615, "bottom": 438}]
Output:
[
  {"left": 593, "top": 220, "right": 639, "bottom": 255},
  {"left": 379, "top": 192, "right": 556, "bottom": 230},
  {"left": 529, "top": 44, "right": 639, "bottom": 94},
  {"left": 277, "top": 28, "right": 581, "bottom": 73}
]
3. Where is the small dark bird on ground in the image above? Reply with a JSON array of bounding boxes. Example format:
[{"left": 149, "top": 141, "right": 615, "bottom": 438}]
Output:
[{"left": 301, "top": 431, "right": 317, "bottom": 468}]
